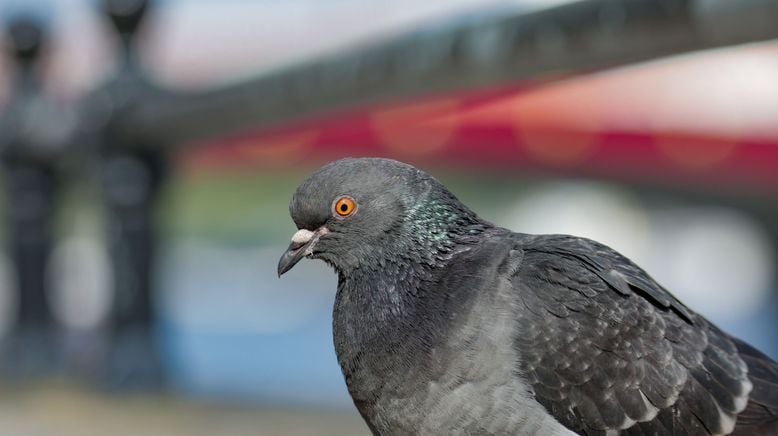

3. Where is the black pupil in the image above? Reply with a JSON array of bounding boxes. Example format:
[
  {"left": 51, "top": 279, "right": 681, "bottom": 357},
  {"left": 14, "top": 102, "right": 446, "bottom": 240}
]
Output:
[{"left": 340, "top": 203, "right": 349, "bottom": 212}]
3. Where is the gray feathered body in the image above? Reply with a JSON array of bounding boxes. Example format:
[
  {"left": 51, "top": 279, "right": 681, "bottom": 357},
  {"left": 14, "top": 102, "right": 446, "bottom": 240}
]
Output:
[
  {"left": 286, "top": 157, "right": 778, "bottom": 436},
  {"left": 333, "top": 218, "right": 778, "bottom": 435}
]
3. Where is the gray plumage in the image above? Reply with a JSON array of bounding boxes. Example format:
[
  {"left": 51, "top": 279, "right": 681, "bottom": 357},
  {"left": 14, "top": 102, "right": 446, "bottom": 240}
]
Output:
[{"left": 277, "top": 157, "right": 778, "bottom": 436}]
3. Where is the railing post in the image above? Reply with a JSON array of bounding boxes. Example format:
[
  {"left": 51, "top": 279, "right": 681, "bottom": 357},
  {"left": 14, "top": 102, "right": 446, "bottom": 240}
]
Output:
[
  {"left": 0, "top": 15, "right": 70, "bottom": 379},
  {"left": 86, "top": 0, "right": 168, "bottom": 388}
]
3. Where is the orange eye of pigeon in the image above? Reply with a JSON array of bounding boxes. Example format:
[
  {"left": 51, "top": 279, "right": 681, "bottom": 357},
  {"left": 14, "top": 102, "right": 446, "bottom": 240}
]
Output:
[{"left": 334, "top": 196, "right": 356, "bottom": 217}]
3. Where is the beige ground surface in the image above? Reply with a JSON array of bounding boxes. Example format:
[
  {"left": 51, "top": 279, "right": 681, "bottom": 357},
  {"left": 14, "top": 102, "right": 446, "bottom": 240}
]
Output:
[{"left": 0, "top": 382, "right": 369, "bottom": 436}]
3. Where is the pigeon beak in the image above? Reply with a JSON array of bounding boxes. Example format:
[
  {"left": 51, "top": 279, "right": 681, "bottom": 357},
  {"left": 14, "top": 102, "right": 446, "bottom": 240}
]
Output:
[{"left": 277, "top": 228, "right": 327, "bottom": 277}]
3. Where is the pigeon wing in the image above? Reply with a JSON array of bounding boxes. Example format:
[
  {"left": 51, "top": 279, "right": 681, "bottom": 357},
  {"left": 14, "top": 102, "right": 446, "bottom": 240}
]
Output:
[{"left": 508, "top": 234, "right": 775, "bottom": 435}]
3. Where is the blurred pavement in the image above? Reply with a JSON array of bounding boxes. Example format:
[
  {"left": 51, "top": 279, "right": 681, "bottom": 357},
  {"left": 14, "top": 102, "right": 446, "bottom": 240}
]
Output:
[{"left": 0, "top": 382, "right": 368, "bottom": 436}]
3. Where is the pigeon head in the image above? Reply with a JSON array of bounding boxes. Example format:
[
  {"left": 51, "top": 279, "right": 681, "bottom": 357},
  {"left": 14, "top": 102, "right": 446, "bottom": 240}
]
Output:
[{"left": 278, "top": 157, "right": 486, "bottom": 276}]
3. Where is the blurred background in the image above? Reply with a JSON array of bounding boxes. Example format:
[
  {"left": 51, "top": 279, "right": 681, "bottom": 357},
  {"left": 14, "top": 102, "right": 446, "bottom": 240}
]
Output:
[{"left": 0, "top": 0, "right": 776, "bottom": 434}]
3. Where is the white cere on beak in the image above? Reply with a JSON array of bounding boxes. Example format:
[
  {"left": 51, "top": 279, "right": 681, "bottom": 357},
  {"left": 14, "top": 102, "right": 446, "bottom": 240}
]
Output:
[{"left": 292, "top": 229, "right": 315, "bottom": 244}]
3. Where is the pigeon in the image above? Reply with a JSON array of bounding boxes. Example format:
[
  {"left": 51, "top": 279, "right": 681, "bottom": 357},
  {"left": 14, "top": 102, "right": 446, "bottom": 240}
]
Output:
[{"left": 277, "top": 157, "right": 778, "bottom": 436}]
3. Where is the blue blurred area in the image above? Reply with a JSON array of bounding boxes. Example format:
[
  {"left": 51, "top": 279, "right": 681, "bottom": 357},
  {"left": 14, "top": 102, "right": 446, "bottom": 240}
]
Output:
[
  {"left": 157, "top": 243, "right": 353, "bottom": 408},
  {"left": 722, "top": 293, "right": 778, "bottom": 358}
]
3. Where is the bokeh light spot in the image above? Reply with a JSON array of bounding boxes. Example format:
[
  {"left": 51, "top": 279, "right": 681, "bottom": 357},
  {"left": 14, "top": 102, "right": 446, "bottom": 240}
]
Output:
[{"left": 372, "top": 98, "right": 459, "bottom": 157}]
